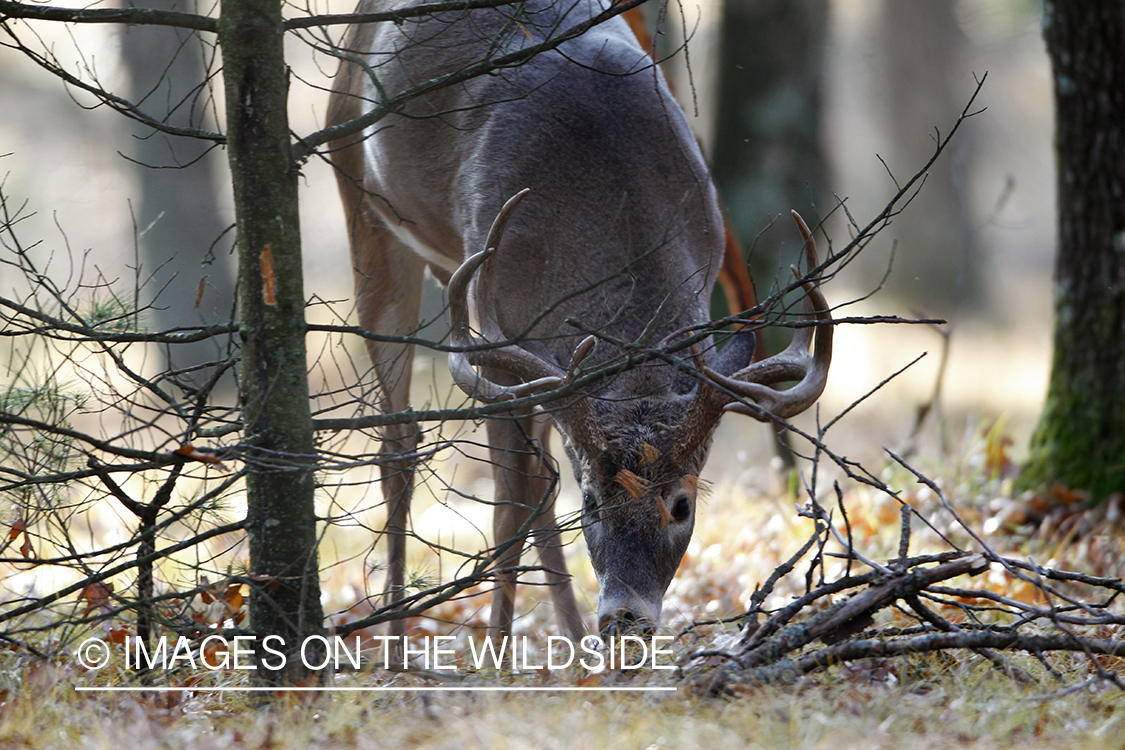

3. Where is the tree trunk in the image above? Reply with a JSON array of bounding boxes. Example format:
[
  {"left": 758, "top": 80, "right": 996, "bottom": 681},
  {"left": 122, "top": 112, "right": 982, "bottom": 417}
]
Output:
[
  {"left": 218, "top": 0, "right": 324, "bottom": 682},
  {"left": 1023, "top": 0, "right": 1125, "bottom": 501},
  {"left": 121, "top": 0, "right": 235, "bottom": 368},
  {"left": 876, "top": 0, "right": 978, "bottom": 314},
  {"left": 710, "top": 0, "right": 826, "bottom": 467},
  {"left": 711, "top": 0, "right": 827, "bottom": 291}
]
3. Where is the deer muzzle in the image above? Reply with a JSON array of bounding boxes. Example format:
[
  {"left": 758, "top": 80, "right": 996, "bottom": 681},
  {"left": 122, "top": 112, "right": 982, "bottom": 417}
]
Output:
[{"left": 596, "top": 590, "right": 662, "bottom": 637}]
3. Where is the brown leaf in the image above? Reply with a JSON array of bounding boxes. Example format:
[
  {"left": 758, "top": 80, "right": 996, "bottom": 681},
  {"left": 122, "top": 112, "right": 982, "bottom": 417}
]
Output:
[
  {"left": 615, "top": 469, "right": 648, "bottom": 499},
  {"left": 173, "top": 444, "right": 228, "bottom": 471},
  {"left": 8, "top": 518, "right": 26, "bottom": 541},
  {"left": 222, "top": 583, "right": 245, "bottom": 615},
  {"left": 985, "top": 434, "right": 1013, "bottom": 478},
  {"left": 79, "top": 581, "right": 114, "bottom": 614},
  {"left": 576, "top": 670, "right": 603, "bottom": 687},
  {"left": 1050, "top": 484, "right": 1087, "bottom": 506},
  {"left": 10, "top": 518, "right": 34, "bottom": 558},
  {"left": 202, "top": 639, "right": 228, "bottom": 668},
  {"left": 193, "top": 274, "right": 210, "bottom": 310}
]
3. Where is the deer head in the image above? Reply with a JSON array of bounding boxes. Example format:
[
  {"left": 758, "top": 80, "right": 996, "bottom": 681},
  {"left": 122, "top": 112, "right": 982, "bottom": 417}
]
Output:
[{"left": 450, "top": 193, "right": 832, "bottom": 634}]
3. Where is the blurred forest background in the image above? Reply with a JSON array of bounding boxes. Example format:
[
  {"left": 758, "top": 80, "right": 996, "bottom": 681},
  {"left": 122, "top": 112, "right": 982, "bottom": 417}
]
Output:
[{"left": 0, "top": 0, "right": 1052, "bottom": 474}]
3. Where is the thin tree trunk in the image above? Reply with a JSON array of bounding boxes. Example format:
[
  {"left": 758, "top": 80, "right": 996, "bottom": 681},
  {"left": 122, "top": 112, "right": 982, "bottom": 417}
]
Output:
[
  {"left": 1023, "top": 0, "right": 1125, "bottom": 501},
  {"left": 218, "top": 0, "right": 324, "bottom": 682}
]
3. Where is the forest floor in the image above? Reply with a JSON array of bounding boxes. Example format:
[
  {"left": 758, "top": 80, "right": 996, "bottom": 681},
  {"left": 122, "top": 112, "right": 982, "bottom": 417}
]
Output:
[{"left": 3, "top": 412, "right": 1124, "bottom": 750}]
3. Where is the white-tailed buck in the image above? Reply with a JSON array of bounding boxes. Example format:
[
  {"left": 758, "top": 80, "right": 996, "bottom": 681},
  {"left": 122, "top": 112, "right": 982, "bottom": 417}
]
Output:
[{"left": 328, "top": 0, "right": 832, "bottom": 638}]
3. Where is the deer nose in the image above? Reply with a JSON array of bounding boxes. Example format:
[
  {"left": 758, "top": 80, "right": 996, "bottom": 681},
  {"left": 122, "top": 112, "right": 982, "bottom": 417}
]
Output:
[{"left": 598, "top": 609, "right": 656, "bottom": 637}]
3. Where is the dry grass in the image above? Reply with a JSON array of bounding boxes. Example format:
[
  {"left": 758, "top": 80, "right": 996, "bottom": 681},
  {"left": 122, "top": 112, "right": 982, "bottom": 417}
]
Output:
[
  {"left": 3, "top": 416, "right": 1125, "bottom": 749},
  {"left": 1, "top": 654, "right": 1123, "bottom": 749}
]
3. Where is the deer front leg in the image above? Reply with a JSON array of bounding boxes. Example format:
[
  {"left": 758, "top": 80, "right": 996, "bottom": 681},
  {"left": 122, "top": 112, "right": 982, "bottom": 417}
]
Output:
[
  {"left": 487, "top": 409, "right": 586, "bottom": 642},
  {"left": 352, "top": 223, "right": 426, "bottom": 639},
  {"left": 526, "top": 414, "right": 586, "bottom": 641},
  {"left": 378, "top": 420, "right": 419, "bottom": 638}
]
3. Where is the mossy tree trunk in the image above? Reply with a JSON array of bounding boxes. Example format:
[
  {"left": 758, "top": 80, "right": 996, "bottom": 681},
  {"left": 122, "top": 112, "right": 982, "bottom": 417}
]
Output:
[
  {"left": 1024, "top": 1, "right": 1125, "bottom": 501},
  {"left": 218, "top": 0, "right": 324, "bottom": 681}
]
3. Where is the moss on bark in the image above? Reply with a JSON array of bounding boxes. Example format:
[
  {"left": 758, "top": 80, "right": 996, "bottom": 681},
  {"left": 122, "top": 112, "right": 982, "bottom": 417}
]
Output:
[{"left": 1022, "top": 1, "right": 1125, "bottom": 502}]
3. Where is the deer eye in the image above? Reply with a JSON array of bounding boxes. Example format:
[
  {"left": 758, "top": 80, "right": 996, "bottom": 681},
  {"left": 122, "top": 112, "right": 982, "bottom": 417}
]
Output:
[
  {"left": 583, "top": 492, "right": 596, "bottom": 511},
  {"left": 670, "top": 495, "right": 692, "bottom": 522}
]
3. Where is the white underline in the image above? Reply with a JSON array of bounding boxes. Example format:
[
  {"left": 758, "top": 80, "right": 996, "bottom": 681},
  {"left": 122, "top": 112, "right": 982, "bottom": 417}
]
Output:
[{"left": 76, "top": 685, "right": 677, "bottom": 693}]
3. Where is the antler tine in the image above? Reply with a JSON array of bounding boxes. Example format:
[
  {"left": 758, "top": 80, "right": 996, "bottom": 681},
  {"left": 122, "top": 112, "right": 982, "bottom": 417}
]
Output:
[
  {"left": 484, "top": 187, "right": 530, "bottom": 256},
  {"left": 449, "top": 189, "right": 581, "bottom": 402},
  {"left": 706, "top": 210, "right": 832, "bottom": 421},
  {"left": 447, "top": 246, "right": 491, "bottom": 342},
  {"left": 554, "top": 334, "right": 607, "bottom": 452},
  {"left": 448, "top": 188, "right": 531, "bottom": 337},
  {"left": 673, "top": 212, "right": 833, "bottom": 461}
]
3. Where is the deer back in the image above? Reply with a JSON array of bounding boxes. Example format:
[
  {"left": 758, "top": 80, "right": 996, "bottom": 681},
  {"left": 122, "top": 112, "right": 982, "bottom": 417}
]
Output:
[{"left": 331, "top": 0, "right": 724, "bottom": 372}]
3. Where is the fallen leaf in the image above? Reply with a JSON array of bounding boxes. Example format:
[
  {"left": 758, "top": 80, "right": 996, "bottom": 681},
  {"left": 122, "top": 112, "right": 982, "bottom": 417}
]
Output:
[
  {"left": 202, "top": 638, "right": 228, "bottom": 668},
  {"left": 223, "top": 583, "right": 245, "bottom": 615},
  {"left": 79, "top": 581, "right": 115, "bottom": 614}
]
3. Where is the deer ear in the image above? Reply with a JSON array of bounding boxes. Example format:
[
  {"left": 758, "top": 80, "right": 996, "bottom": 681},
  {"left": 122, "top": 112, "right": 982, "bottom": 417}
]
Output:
[{"left": 709, "top": 329, "right": 755, "bottom": 377}]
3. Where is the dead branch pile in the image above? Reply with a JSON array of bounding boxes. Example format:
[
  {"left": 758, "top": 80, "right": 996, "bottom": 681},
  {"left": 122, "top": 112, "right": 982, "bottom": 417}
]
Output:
[{"left": 682, "top": 469, "right": 1125, "bottom": 695}]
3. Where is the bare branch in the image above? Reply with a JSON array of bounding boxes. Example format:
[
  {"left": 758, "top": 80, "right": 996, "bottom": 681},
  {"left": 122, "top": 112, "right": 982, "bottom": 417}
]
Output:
[{"left": 0, "top": 0, "right": 217, "bottom": 31}]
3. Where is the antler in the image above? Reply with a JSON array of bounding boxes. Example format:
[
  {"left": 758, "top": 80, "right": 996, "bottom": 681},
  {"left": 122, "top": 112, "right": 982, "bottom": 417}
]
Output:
[
  {"left": 448, "top": 191, "right": 601, "bottom": 440},
  {"left": 673, "top": 211, "right": 833, "bottom": 460},
  {"left": 450, "top": 189, "right": 563, "bottom": 400}
]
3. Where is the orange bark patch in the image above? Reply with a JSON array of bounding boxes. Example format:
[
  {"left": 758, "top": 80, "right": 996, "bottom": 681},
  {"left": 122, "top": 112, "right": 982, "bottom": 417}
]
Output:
[{"left": 260, "top": 244, "right": 278, "bottom": 306}]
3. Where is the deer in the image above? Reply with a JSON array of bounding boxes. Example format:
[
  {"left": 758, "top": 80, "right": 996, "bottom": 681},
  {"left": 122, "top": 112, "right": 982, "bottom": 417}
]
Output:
[{"left": 326, "top": 0, "right": 833, "bottom": 640}]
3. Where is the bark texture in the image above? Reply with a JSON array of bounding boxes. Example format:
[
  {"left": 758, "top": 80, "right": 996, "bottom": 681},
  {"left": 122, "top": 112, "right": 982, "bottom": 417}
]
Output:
[
  {"left": 218, "top": 0, "right": 324, "bottom": 682},
  {"left": 1024, "top": 0, "right": 1125, "bottom": 501}
]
